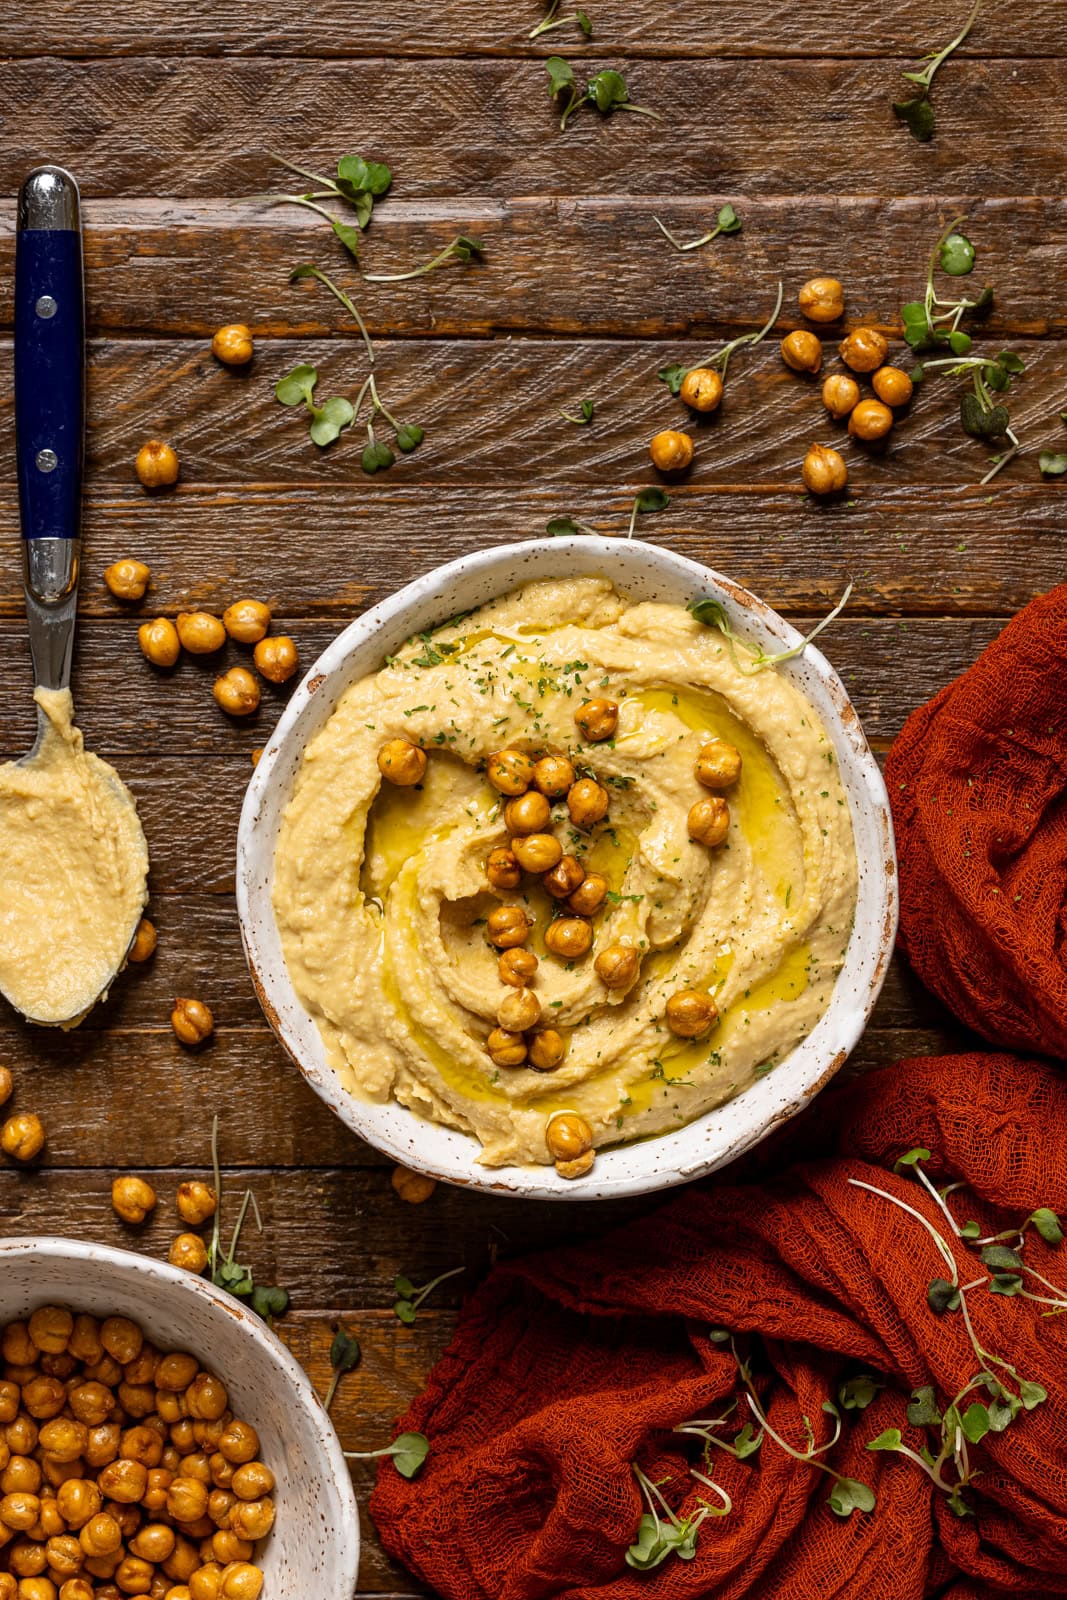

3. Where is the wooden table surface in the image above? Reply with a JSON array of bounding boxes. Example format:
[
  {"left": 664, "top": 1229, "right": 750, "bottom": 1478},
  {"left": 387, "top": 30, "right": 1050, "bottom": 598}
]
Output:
[{"left": 0, "top": 4, "right": 1064, "bottom": 1593}]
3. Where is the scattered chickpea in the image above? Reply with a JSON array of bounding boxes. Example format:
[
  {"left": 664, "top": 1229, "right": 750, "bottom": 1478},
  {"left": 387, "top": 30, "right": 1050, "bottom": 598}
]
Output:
[
  {"left": 175, "top": 612, "right": 225, "bottom": 655},
  {"left": 1, "top": 1113, "right": 45, "bottom": 1163},
  {"left": 566, "top": 872, "right": 608, "bottom": 917},
  {"left": 486, "top": 847, "right": 521, "bottom": 891},
  {"left": 250, "top": 748, "right": 263, "bottom": 767},
  {"left": 678, "top": 367, "right": 723, "bottom": 413},
  {"left": 695, "top": 739, "right": 742, "bottom": 790},
  {"left": 169, "top": 1235, "right": 209, "bottom": 1275},
  {"left": 222, "top": 600, "right": 271, "bottom": 645},
  {"left": 135, "top": 441, "right": 180, "bottom": 490},
  {"left": 211, "top": 324, "right": 254, "bottom": 367},
  {"left": 0, "top": 1066, "right": 12, "bottom": 1107},
  {"left": 594, "top": 944, "right": 640, "bottom": 991},
  {"left": 545, "top": 1112, "right": 594, "bottom": 1163},
  {"left": 688, "top": 796, "right": 731, "bottom": 847},
  {"left": 780, "top": 329, "right": 822, "bottom": 375},
  {"left": 839, "top": 327, "right": 889, "bottom": 374},
  {"left": 801, "top": 443, "right": 848, "bottom": 497},
  {"left": 543, "top": 917, "right": 593, "bottom": 960},
  {"left": 128, "top": 917, "right": 158, "bottom": 963},
  {"left": 252, "top": 635, "right": 299, "bottom": 684},
  {"left": 111, "top": 1176, "right": 158, "bottom": 1226},
  {"left": 649, "top": 429, "right": 694, "bottom": 473},
  {"left": 176, "top": 1181, "right": 218, "bottom": 1227},
  {"left": 542, "top": 855, "right": 585, "bottom": 900},
  {"left": 872, "top": 365, "right": 914, "bottom": 408},
  {"left": 798, "top": 276, "right": 845, "bottom": 323},
  {"left": 821, "top": 374, "right": 860, "bottom": 420},
  {"left": 486, "top": 749, "right": 534, "bottom": 796},
  {"left": 503, "top": 792, "right": 551, "bottom": 836},
  {"left": 138, "top": 618, "right": 181, "bottom": 669},
  {"left": 486, "top": 1028, "right": 526, "bottom": 1068},
  {"left": 665, "top": 989, "right": 719, "bottom": 1039},
  {"left": 574, "top": 699, "right": 618, "bottom": 743},
  {"left": 213, "top": 666, "right": 261, "bottom": 718},
  {"left": 527, "top": 1029, "right": 566, "bottom": 1072},
  {"left": 390, "top": 1166, "right": 437, "bottom": 1204},
  {"left": 486, "top": 906, "right": 531, "bottom": 950},
  {"left": 376, "top": 738, "right": 426, "bottom": 787},
  {"left": 532, "top": 755, "right": 575, "bottom": 797},
  {"left": 567, "top": 778, "right": 609, "bottom": 830},
  {"left": 848, "top": 398, "right": 894, "bottom": 442},
  {"left": 497, "top": 988, "right": 541, "bottom": 1033},
  {"left": 511, "top": 833, "right": 562, "bottom": 874},
  {"left": 103, "top": 559, "right": 150, "bottom": 602},
  {"left": 498, "top": 948, "right": 538, "bottom": 988},
  {"left": 171, "top": 998, "right": 214, "bottom": 1048}
]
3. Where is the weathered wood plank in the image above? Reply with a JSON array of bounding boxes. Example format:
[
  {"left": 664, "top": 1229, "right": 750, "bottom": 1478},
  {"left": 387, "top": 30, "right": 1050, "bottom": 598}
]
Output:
[
  {"left": 0, "top": 61, "right": 1063, "bottom": 201},
  {"left": 1, "top": 197, "right": 1066, "bottom": 338},
  {"left": 2, "top": 1, "right": 1062, "bottom": 60}
]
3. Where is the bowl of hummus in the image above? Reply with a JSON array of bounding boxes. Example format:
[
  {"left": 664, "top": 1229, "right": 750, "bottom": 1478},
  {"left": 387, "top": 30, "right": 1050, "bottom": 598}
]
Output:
[{"left": 237, "top": 538, "right": 896, "bottom": 1199}]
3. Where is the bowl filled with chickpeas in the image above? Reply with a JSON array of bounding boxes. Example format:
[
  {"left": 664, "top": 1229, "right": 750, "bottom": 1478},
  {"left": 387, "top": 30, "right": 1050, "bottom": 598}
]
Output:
[
  {"left": 238, "top": 536, "right": 895, "bottom": 1200},
  {"left": 0, "top": 1237, "right": 359, "bottom": 1599}
]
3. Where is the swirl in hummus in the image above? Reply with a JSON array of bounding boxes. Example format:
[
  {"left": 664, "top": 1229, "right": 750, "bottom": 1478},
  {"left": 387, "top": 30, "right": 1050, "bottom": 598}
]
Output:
[{"left": 273, "top": 578, "right": 857, "bottom": 1173}]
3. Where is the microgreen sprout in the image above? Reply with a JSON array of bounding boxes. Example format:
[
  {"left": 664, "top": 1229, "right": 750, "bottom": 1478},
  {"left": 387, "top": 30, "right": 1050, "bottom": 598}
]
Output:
[
  {"left": 559, "top": 399, "right": 595, "bottom": 425},
  {"left": 393, "top": 1265, "right": 465, "bottom": 1324},
  {"left": 274, "top": 363, "right": 355, "bottom": 447},
  {"left": 1040, "top": 452, "right": 1067, "bottom": 477},
  {"left": 687, "top": 579, "right": 853, "bottom": 676},
  {"left": 205, "top": 1116, "right": 289, "bottom": 1325},
  {"left": 624, "top": 1463, "right": 726, "bottom": 1570},
  {"left": 839, "top": 1373, "right": 885, "bottom": 1412},
  {"left": 530, "top": 1, "right": 592, "bottom": 38},
  {"left": 363, "top": 233, "right": 484, "bottom": 283},
  {"left": 546, "top": 58, "right": 660, "bottom": 130},
  {"left": 547, "top": 515, "right": 599, "bottom": 537},
  {"left": 253, "top": 152, "right": 392, "bottom": 258},
  {"left": 674, "top": 1403, "right": 763, "bottom": 1461},
  {"left": 657, "top": 280, "right": 784, "bottom": 394},
  {"left": 911, "top": 350, "right": 1026, "bottom": 483},
  {"left": 290, "top": 263, "right": 374, "bottom": 366},
  {"left": 323, "top": 1327, "right": 362, "bottom": 1414},
  {"left": 893, "top": 0, "right": 982, "bottom": 142},
  {"left": 350, "top": 373, "right": 425, "bottom": 473},
  {"left": 653, "top": 204, "right": 742, "bottom": 252},
  {"left": 900, "top": 216, "right": 992, "bottom": 355},
  {"left": 545, "top": 487, "right": 670, "bottom": 541},
  {"left": 344, "top": 1431, "right": 430, "bottom": 1479}
]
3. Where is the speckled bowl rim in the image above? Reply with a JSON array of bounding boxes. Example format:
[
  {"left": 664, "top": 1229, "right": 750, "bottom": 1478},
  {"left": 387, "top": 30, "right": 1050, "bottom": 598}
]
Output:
[
  {"left": 0, "top": 1236, "right": 360, "bottom": 1593},
  {"left": 236, "top": 537, "right": 897, "bottom": 1200}
]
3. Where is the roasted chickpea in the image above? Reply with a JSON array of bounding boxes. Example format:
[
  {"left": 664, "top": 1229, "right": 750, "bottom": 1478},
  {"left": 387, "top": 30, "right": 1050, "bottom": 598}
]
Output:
[
  {"left": 574, "top": 699, "right": 618, "bottom": 743},
  {"left": 167, "top": 1478, "right": 209, "bottom": 1525},
  {"left": 135, "top": 441, "right": 179, "bottom": 490},
  {"left": 594, "top": 944, "right": 640, "bottom": 990},
  {"left": 566, "top": 779, "right": 609, "bottom": 830},
  {"left": 871, "top": 365, "right": 914, "bottom": 407},
  {"left": 114, "top": 1556, "right": 155, "bottom": 1595},
  {"left": 1, "top": 1114, "right": 45, "bottom": 1163},
  {"left": 44, "top": 1535, "right": 81, "bottom": 1578},
  {"left": 37, "top": 1419, "right": 87, "bottom": 1464},
  {"left": 215, "top": 1424, "right": 258, "bottom": 1469},
  {"left": 208, "top": 1486, "right": 236, "bottom": 1523},
  {"left": 532, "top": 755, "right": 575, "bottom": 798},
  {"left": 0, "top": 1579, "right": 14, "bottom": 1600},
  {"left": 542, "top": 855, "right": 585, "bottom": 900},
  {"left": 780, "top": 329, "right": 822, "bottom": 374},
  {"left": 0, "top": 1065, "right": 11, "bottom": 1107},
  {"left": 376, "top": 739, "right": 426, "bottom": 787},
  {"left": 2, "top": 1455, "right": 40, "bottom": 1494},
  {"left": 0, "top": 1381, "right": 18, "bottom": 1425},
  {"left": 0, "top": 1490, "right": 39, "bottom": 1531},
  {"left": 111, "top": 1176, "right": 158, "bottom": 1226},
  {"left": 56, "top": 1479, "right": 101, "bottom": 1530},
  {"left": 169, "top": 1236, "right": 208, "bottom": 1276},
  {"left": 69, "top": 1316, "right": 104, "bottom": 1367},
  {"left": 69, "top": 1383, "right": 112, "bottom": 1428},
  {"left": 650, "top": 429, "right": 694, "bottom": 473},
  {"left": 543, "top": 918, "right": 592, "bottom": 960},
  {"left": 104, "top": 559, "right": 151, "bottom": 602},
  {"left": 157, "top": 1356, "right": 199, "bottom": 1401},
  {"left": 566, "top": 872, "right": 608, "bottom": 916},
  {"left": 695, "top": 739, "right": 742, "bottom": 790},
  {"left": 679, "top": 367, "right": 723, "bottom": 413},
  {"left": 212, "top": 667, "right": 260, "bottom": 718},
  {"left": 221, "top": 601, "right": 271, "bottom": 645},
  {"left": 688, "top": 796, "right": 730, "bottom": 847},
  {"left": 21, "top": 1377, "right": 65, "bottom": 1420},
  {"left": 99, "top": 1459, "right": 148, "bottom": 1505},
  {"left": 218, "top": 1563, "right": 263, "bottom": 1600},
  {"left": 250, "top": 748, "right": 263, "bottom": 768},
  {"left": 389, "top": 1166, "right": 436, "bottom": 1205},
  {"left": 801, "top": 443, "right": 848, "bottom": 497},
  {"left": 485, "top": 847, "right": 521, "bottom": 891},
  {"left": 848, "top": 398, "right": 894, "bottom": 442},
  {"left": 665, "top": 989, "right": 719, "bottom": 1038},
  {"left": 503, "top": 792, "right": 551, "bottom": 836},
  {"left": 170, "top": 999, "right": 214, "bottom": 1048},
  {"left": 184, "top": 1378, "right": 227, "bottom": 1426},
  {"left": 227, "top": 1499, "right": 274, "bottom": 1542},
  {"left": 210, "top": 1530, "right": 251, "bottom": 1566},
  {"left": 545, "top": 1113, "right": 593, "bottom": 1163},
  {"left": 100, "top": 1320, "right": 143, "bottom": 1369},
  {"left": 839, "top": 327, "right": 889, "bottom": 373},
  {"left": 511, "top": 833, "right": 562, "bottom": 874},
  {"left": 188, "top": 1564, "right": 222, "bottom": 1600},
  {"left": 127, "top": 918, "right": 157, "bottom": 964},
  {"left": 162, "top": 1535, "right": 200, "bottom": 1583},
  {"left": 120, "top": 1425, "right": 163, "bottom": 1467},
  {"left": 84, "top": 1424, "right": 120, "bottom": 1470},
  {"left": 130, "top": 1522, "right": 176, "bottom": 1564},
  {"left": 252, "top": 635, "right": 298, "bottom": 685},
  {"left": 27, "top": 1308, "right": 72, "bottom": 1358},
  {"left": 527, "top": 1030, "right": 566, "bottom": 1072},
  {"left": 137, "top": 619, "right": 180, "bottom": 670},
  {"left": 8, "top": 1540, "right": 47, "bottom": 1577},
  {"left": 59, "top": 1582, "right": 93, "bottom": 1600},
  {"left": 176, "top": 1184, "right": 217, "bottom": 1229},
  {"left": 5, "top": 1414, "right": 38, "bottom": 1453},
  {"left": 498, "top": 948, "right": 538, "bottom": 988},
  {"left": 820, "top": 373, "right": 860, "bottom": 419},
  {"left": 486, "top": 750, "right": 534, "bottom": 796},
  {"left": 798, "top": 276, "right": 844, "bottom": 323},
  {"left": 15, "top": 1581, "right": 54, "bottom": 1600},
  {"left": 170, "top": 1419, "right": 196, "bottom": 1455},
  {"left": 486, "top": 1028, "right": 527, "bottom": 1068},
  {"left": 211, "top": 325, "right": 254, "bottom": 367},
  {"left": 496, "top": 988, "right": 541, "bottom": 1034},
  {"left": 486, "top": 907, "right": 531, "bottom": 950},
  {"left": 156, "top": 1392, "right": 185, "bottom": 1424},
  {"left": 229, "top": 1463, "right": 273, "bottom": 1503},
  {"left": 174, "top": 613, "right": 224, "bottom": 656}
]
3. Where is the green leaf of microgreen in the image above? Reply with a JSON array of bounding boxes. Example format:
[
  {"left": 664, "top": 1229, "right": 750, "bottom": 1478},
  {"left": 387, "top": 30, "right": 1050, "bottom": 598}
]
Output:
[
  {"left": 996, "top": 350, "right": 1026, "bottom": 374},
  {"left": 577, "top": 9, "right": 593, "bottom": 34},
  {"left": 395, "top": 423, "right": 425, "bottom": 453},
  {"left": 250, "top": 1285, "right": 289, "bottom": 1323},
  {"left": 323, "top": 1326, "right": 362, "bottom": 1412},
  {"left": 344, "top": 1431, "right": 430, "bottom": 1478},
  {"left": 707, "top": 1327, "right": 731, "bottom": 1343},
  {"left": 989, "top": 1272, "right": 1023, "bottom": 1296},
  {"left": 309, "top": 395, "right": 355, "bottom": 447},
  {"left": 392, "top": 1265, "right": 464, "bottom": 1323},
  {"left": 1019, "top": 1378, "right": 1048, "bottom": 1410},
  {"left": 960, "top": 1220, "right": 981, "bottom": 1239},
  {"left": 1039, "top": 451, "right": 1067, "bottom": 476},
  {"left": 928, "top": 1277, "right": 961, "bottom": 1314},
  {"left": 1029, "top": 1207, "right": 1063, "bottom": 1243},
  {"left": 940, "top": 231, "right": 976, "bottom": 275},
  {"left": 906, "top": 1385, "right": 941, "bottom": 1427},
  {"left": 545, "top": 55, "right": 575, "bottom": 94},
  {"left": 980, "top": 1243, "right": 1024, "bottom": 1272},
  {"left": 866, "top": 1427, "right": 903, "bottom": 1452},
  {"left": 960, "top": 394, "right": 1009, "bottom": 439},
  {"left": 839, "top": 1374, "right": 884, "bottom": 1412},
  {"left": 588, "top": 67, "right": 629, "bottom": 111},
  {"left": 361, "top": 439, "right": 396, "bottom": 474},
  {"left": 732, "top": 1421, "right": 762, "bottom": 1458},
  {"left": 828, "top": 1476, "right": 876, "bottom": 1516},
  {"left": 948, "top": 329, "right": 973, "bottom": 355},
  {"left": 960, "top": 1401, "right": 991, "bottom": 1444},
  {"left": 893, "top": 95, "right": 935, "bottom": 141},
  {"left": 331, "top": 218, "right": 363, "bottom": 259},
  {"left": 893, "top": 0, "right": 980, "bottom": 141},
  {"left": 275, "top": 364, "right": 318, "bottom": 407},
  {"left": 559, "top": 399, "right": 595, "bottom": 425},
  {"left": 657, "top": 362, "right": 689, "bottom": 395},
  {"left": 894, "top": 1146, "right": 931, "bottom": 1172}
]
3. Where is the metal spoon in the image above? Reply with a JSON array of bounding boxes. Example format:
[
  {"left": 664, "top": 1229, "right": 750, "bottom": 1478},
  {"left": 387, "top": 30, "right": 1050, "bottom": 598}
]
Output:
[{"left": 5, "top": 165, "right": 147, "bottom": 1025}]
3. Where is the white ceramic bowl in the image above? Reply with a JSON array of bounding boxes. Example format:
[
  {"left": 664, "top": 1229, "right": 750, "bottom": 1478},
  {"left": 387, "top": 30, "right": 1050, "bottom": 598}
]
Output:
[
  {"left": 237, "top": 537, "right": 897, "bottom": 1201},
  {"left": 0, "top": 1237, "right": 360, "bottom": 1596}
]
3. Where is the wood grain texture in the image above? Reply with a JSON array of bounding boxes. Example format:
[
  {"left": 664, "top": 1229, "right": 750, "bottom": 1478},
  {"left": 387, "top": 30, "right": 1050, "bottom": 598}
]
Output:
[
  {"left": 1, "top": 59, "right": 1065, "bottom": 201},
  {"left": 4, "top": 1, "right": 1064, "bottom": 60}
]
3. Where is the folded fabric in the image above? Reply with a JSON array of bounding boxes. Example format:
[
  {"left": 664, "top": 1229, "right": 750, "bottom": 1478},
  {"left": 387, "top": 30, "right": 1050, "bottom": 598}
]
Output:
[
  {"left": 371, "top": 1053, "right": 1067, "bottom": 1600},
  {"left": 886, "top": 586, "right": 1067, "bottom": 1056}
]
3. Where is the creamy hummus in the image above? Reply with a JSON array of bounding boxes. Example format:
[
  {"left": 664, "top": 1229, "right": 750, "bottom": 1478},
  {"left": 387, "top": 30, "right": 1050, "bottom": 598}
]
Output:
[
  {"left": 273, "top": 578, "right": 857, "bottom": 1168},
  {"left": 0, "top": 689, "right": 149, "bottom": 1026}
]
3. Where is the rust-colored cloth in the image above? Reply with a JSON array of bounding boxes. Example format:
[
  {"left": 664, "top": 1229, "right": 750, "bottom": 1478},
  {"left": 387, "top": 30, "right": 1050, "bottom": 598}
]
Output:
[
  {"left": 371, "top": 1054, "right": 1067, "bottom": 1600},
  {"left": 886, "top": 587, "right": 1067, "bottom": 1057}
]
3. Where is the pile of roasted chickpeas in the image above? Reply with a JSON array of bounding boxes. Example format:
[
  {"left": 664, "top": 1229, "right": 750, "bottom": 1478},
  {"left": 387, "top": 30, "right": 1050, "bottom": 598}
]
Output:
[
  {"left": 376, "top": 706, "right": 742, "bottom": 1177},
  {"left": 0, "top": 1067, "right": 45, "bottom": 1172},
  {"left": 0, "top": 1306, "right": 274, "bottom": 1599},
  {"left": 110, "top": 1177, "right": 219, "bottom": 1283}
]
